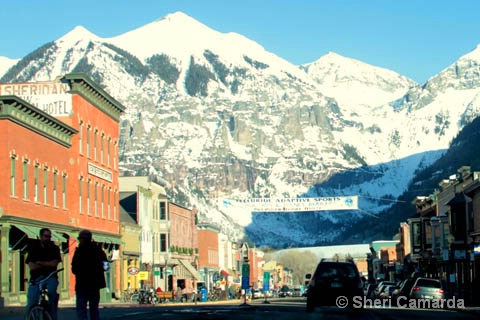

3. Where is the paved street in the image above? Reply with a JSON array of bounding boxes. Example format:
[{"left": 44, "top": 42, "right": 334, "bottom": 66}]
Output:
[{"left": 3, "top": 297, "right": 480, "bottom": 320}]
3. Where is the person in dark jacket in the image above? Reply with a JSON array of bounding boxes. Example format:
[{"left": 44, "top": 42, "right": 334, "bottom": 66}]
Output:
[
  {"left": 25, "top": 228, "right": 62, "bottom": 320},
  {"left": 72, "top": 229, "right": 108, "bottom": 320}
]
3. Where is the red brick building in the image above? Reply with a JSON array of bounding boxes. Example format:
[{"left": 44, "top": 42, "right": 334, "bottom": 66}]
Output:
[
  {"left": 168, "top": 203, "right": 200, "bottom": 294},
  {"left": 0, "top": 74, "right": 125, "bottom": 305},
  {"left": 197, "top": 224, "right": 220, "bottom": 291}
]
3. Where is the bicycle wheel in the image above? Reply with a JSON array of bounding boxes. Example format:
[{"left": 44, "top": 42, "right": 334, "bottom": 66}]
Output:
[
  {"left": 27, "top": 305, "right": 53, "bottom": 320},
  {"left": 129, "top": 293, "right": 140, "bottom": 304},
  {"left": 122, "top": 292, "right": 131, "bottom": 303}
]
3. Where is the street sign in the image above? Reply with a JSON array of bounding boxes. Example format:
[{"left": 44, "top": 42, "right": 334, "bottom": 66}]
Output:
[
  {"left": 242, "top": 263, "right": 250, "bottom": 277},
  {"left": 241, "top": 264, "right": 250, "bottom": 289},
  {"left": 263, "top": 272, "right": 270, "bottom": 291},
  {"left": 138, "top": 271, "right": 149, "bottom": 280},
  {"left": 127, "top": 267, "right": 139, "bottom": 275}
]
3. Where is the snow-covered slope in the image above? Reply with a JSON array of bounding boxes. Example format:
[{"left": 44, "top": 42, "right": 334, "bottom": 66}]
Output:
[
  {"left": 0, "top": 56, "right": 20, "bottom": 77},
  {"left": 2, "top": 12, "right": 480, "bottom": 248}
]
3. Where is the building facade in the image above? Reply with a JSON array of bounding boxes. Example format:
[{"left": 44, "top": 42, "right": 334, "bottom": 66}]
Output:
[
  {"left": 119, "top": 176, "right": 169, "bottom": 290},
  {"left": 0, "top": 74, "right": 125, "bottom": 305},
  {"left": 168, "top": 202, "right": 200, "bottom": 295}
]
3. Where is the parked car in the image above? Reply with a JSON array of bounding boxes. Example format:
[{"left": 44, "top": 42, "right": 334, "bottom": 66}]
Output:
[
  {"left": 305, "top": 260, "right": 364, "bottom": 313},
  {"left": 379, "top": 284, "right": 397, "bottom": 299},
  {"left": 392, "top": 278, "right": 416, "bottom": 301},
  {"left": 302, "top": 287, "right": 309, "bottom": 297},
  {"left": 374, "top": 281, "right": 396, "bottom": 299},
  {"left": 409, "top": 277, "right": 445, "bottom": 302},
  {"left": 252, "top": 289, "right": 264, "bottom": 299},
  {"left": 292, "top": 287, "right": 302, "bottom": 297},
  {"left": 279, "top": 285, "right": 293, "bottom": 297},
  {"left": 363, "top": 283, "right": 378, "bottom": 299}
]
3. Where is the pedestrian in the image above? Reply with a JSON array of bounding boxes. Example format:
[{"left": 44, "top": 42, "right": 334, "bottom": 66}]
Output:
[
  {"left": 25, "top": 227, "right": 62, "bottom": 320},
  {"left": 72, "top": 229, "right": 109, "bottom": 320}
]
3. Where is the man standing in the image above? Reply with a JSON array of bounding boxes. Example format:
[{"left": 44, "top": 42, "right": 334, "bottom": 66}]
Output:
[
  {"left": 72, "top": 229, "right": 108, "bottom": 320},
  {"left": 25, "top": 227, "right": 62, "bottom": 320}
]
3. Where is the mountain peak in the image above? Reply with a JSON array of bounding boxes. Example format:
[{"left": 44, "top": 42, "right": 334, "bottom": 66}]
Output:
[
  {"left": 157, "top": 11, "right": 200, "bottom": 25},
  {"left": 59, "top": 25, "right": 99, "bottom": 42}
]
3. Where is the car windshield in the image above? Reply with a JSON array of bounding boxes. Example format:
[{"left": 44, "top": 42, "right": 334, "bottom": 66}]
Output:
[
  {"left": 416, "top": 279, "right": 441, "bottom": 288},
  {"left": 315, "top": 263, "right": 357, "bottom": 279}
]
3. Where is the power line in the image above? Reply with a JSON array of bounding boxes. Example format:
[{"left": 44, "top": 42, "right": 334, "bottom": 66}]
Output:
[{"left": 358, "top": 195, "right": 407, "bottom": 203}]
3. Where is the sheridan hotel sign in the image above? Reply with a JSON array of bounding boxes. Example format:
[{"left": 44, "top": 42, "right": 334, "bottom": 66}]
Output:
[{"left": 0, "top": 81, "right": 73, "bottom": 117}]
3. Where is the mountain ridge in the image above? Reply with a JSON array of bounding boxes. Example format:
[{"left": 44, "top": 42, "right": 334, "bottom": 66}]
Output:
[{"left": 1, "top": 12, "right": 480, "bottom": 248}]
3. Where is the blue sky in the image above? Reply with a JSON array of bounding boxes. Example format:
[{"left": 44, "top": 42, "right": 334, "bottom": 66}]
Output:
[{"left": 1, "top": 0, "right": 479, "bottom": 83}]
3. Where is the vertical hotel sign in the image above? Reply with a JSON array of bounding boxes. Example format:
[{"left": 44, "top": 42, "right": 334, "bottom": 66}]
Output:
[{"left": 0, "top": 80, "right": 72, "bottom": 117}]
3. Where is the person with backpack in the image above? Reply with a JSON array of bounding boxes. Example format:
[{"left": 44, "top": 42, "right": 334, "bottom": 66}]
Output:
[{"left": 72, "top": 229, "right": 109, "bottom": 320}]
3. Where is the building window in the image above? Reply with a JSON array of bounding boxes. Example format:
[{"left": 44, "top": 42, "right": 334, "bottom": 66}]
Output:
[
  {"left": 86, "top": 126, "right": 91, "bottom": 157},
  {"left": 87, "top": 180, "right": 91, "bottom": 215},
  {"left": 62, "top": 174, "right": 67, "bottom": 209},
  {"left": 101, "top": 184, "right": 105, "bottom": 218},
  {"left": 101, "top": 133, "right": 105, "bottom": 164},
  {"left": 113, "top": 190, "right": 117, "bottom": 221},
  {"left": 113, "top": 141, "right": 117, "bottom": 169},
  {"left": 93, "top": 129, "right": 98, "bottom": 161},
  {"left": 79, "top": 177, "right": 83, "bottom": 213},
  {"left": 160, "top": 233, "right": 167, "bottom": 252},
  {"left": 53, "top": 170, "right": 58, "bottom": 207},
  {"left": 79, "top": 121, "right": 83, "bottom": 154},
  {"left": 159, "top": 202, "right": 166, "bottom": 220},
  {"left": 43, "top": 166, "right": 48, "bottom": 204},
  {"left": 22, "top": 159, "right": 28, "bottom": 200},
  {"left": 107, "top": 138, "right": 111, "bottom": 166},
  {"left": 94, "top": 182, "right": 98, "bottom": 217},
  {"left": 10, "top": 156, "right": 16, "bottom": 197},
  {"left": 107, "top": 187, "right": 111, "bottom": 220},
  {"left": 34, "top": 163, "right": 39, "bottom": 202},
  {"left": 412, "top": 221, "right": 421, "bottom": 248}
]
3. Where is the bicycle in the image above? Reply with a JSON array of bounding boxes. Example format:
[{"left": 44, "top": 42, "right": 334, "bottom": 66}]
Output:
[
  {"left": 128, "top": 289, "right": 140, "bottom": 304},
  {"left": 122, "top": 289, "right": 135, "bottom": 303},
  {"left": 26, "top": 268, "right": 64, "bottom": 320}
]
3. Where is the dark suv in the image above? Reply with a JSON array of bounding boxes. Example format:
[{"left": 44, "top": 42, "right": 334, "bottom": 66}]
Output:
[{"left": 305, "top": 260, "right": 364, "bottom": 313}]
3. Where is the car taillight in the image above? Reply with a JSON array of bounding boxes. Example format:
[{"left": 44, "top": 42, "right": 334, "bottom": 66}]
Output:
[
  {"left": 438, "top": 289, "right": 444, "bottom": 294},
  {"left": 412, "top": 287, "right": 420, "bottom": 292}
]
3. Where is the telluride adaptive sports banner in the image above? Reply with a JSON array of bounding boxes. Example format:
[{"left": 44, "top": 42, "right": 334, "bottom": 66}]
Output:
[{"left": 222, "top": 196, "right": 358, "bottom": 212}]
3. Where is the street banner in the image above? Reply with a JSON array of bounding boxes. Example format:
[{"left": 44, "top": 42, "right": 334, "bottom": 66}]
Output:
[{"left": 221, "top": 196, "right": 358, "bottom": 212}]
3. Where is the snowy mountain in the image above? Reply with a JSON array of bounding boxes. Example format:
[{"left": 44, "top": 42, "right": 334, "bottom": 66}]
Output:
[
  {"left": 2, "top": 12, "right": 480, "bottom": 248},
  {"left": 0, "top": 56, "right": 19, "bottom": 77}
]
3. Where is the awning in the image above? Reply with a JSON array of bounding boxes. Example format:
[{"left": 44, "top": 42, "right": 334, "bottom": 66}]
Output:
[
  {"left": 14, "top": 224, "right": 63, "bottom": 242},
  {"left": 14, "top": 224, "right": 38, "bottom": 239},
  {"left": 92, "top": 233, "right": 124, "bottom": 245},
  {"left": 93, "top": 235, "right": 110, "bottom": 243},
  {"left": 109, "top": 237, "right": 124, "bottom": 245},
  {"left": 179, "top": 259, "right": 202, "bottom": 280}
]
